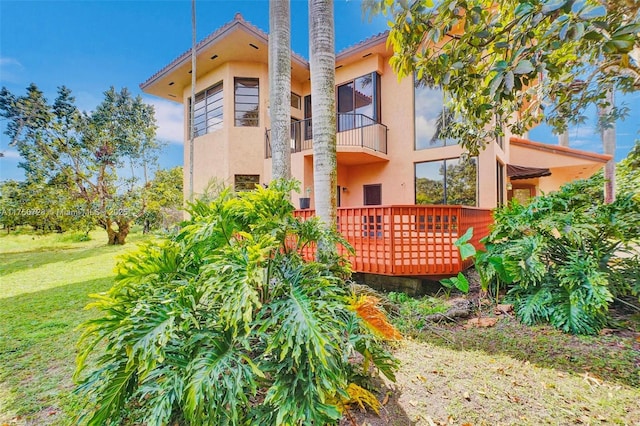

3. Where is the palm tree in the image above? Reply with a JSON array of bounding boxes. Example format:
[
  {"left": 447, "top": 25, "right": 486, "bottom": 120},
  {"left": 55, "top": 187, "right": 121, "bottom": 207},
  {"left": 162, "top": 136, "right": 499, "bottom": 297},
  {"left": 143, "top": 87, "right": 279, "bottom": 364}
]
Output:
[
  {"left": 309, "top": 0, "right": 337, "bottom": 238},
  {"left": 269, "top": 0, "right": 292, "bottom": 180},
  {"left": 600, "top": 87, "right": 616, "bottom": 203},
  {"left": 188, "top": 0, "right": 196, "bottom": 199}
]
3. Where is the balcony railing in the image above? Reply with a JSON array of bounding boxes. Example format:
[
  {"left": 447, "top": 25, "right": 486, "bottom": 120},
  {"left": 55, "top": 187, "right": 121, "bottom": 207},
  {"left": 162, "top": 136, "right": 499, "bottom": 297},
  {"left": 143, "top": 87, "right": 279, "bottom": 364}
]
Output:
[
  {"left": 265, "top": 113, "right": 388, "bottom": 159},
  {"left": 294, "top": 205, "right": 493, "bottom": 276}
]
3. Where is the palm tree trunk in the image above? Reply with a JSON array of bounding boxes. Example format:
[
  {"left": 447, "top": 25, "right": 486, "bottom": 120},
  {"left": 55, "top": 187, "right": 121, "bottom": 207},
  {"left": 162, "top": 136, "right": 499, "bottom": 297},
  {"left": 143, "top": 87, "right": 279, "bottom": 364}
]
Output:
[
  {"left": 189, "top": 0, "right": 196, "bottom": 200},
  {"left": 558, "top": 130, "right": 569, "bottom": 147},
  {"left": 600, "top": 88, "right": 616, "bottom": 204},
  {"left": 269, "top": 0, "right": 292, "bottom": 180},
  {"left": 309, "top": 0, "right": 337, "bottom": 238}
]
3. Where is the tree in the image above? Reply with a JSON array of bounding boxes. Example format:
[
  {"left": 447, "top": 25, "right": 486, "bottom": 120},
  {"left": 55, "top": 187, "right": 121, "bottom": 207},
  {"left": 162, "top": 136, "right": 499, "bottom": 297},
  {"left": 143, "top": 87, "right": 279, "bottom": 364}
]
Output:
[
  {"left": 138, "top": 166, "right": 184, "bottom": 233},
  {"left": 270, "top": 0, "right": 292, "bottom": 180},
  {"left": 0, "top": 84, "right": 160, "bottom": 244},
  {"left": 366, "top": 1, "right": 639, "bottom": 166},
  {"left": 309, "top": 0, "right": 338, "bottom": 243}
]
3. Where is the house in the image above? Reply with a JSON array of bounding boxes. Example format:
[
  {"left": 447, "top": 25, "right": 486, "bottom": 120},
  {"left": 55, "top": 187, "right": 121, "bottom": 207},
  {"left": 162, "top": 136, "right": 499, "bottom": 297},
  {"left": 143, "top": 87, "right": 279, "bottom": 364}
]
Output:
[{"left": 140, "top": 13, "right": 610, "bottom": 278}]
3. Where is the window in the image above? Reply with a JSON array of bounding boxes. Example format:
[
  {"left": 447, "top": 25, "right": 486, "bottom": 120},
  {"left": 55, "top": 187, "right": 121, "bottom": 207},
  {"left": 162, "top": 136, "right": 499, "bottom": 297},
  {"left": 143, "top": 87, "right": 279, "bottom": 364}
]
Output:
[
  {"left": 337, "top": 72, "right": 380, "bottom": 131},
  {"left": 190, "top": 82, "right": 223, "bottom": 137},
  {"left": 363, "top": 184, "right": 382, "bottom": 205},
  {"left": 414, "top": 76, "right": 456, "bottom": 150},
  {"left": 415, "top": 157, "right": 477, "bottom": 206},
  {"left": 235, "top": 78, "right": 259, "bottom": 127},
  {"left": 234, "top": 174, "right": 260, "bottom": 191},
  {"left": 497, "top": 161, "right": 505, "bottom": 206},
  {"left": 291, "top": 92, "right": 301, "bottom": 109},
  {"left": 304, "top": 94, "right": 312, "bottom": 140}
]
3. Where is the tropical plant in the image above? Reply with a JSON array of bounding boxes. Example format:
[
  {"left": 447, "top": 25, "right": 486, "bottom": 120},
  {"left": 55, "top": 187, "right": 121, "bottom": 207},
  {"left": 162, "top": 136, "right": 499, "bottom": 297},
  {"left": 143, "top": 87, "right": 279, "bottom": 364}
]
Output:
[
  {"left": 476, "top": 178, "right": 640, "bottom": 335},
  {"left": 74, "top": 180, "right": 399, "bottom": 425},
  {"left": 440, "top": 227, "right": 475, "bottom": 294}
]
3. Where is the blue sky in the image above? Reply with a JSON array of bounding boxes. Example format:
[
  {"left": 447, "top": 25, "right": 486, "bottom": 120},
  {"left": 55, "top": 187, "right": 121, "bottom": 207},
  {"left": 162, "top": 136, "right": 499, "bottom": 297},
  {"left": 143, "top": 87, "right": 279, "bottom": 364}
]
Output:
[{"left": 0, "top": 0, "right": 638, "bottom": 182}]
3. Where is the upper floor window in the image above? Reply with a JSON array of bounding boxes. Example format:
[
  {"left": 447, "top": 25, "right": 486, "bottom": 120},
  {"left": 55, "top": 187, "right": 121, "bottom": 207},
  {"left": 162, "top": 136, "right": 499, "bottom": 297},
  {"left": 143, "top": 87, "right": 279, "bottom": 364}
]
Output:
[
  {"left": 414, "top": 76, "right": 456, "bottom": 150},
  {"left": 291, "top": 92, "right": 301, "bottom": 109},
  {"left": 235, "top": 78, "right": 259, "bottom": 127},
  {"left": 415, "top": 157, "right": 477, "bottom": 206},
  {"left": 190, "top": 82, "right": 223, "bottom": 137},
  {"left": 337, "top": 72, "right": 380, "bottom": 131}
]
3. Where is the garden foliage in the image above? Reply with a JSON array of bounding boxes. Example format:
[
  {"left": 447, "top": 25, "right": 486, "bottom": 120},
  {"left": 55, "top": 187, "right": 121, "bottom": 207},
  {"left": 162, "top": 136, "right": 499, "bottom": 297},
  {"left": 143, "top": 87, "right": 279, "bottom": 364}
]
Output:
[
  {"left": 477, "top": 179, "right": 640, "bottom": 335},
  {"left": 74, "top": 180, "right": 399, "bottom": 425}
]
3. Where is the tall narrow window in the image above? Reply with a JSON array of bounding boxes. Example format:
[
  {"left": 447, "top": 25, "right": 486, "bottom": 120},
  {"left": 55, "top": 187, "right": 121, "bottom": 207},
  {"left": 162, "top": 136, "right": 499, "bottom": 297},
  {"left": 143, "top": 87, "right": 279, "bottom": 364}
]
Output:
[
  {"left": 414, "top": 76, "right": 456, "bottom": 149},
  {"left": 415, "top": 157, "right": 477, "bottom": 206},
  {"left": 189, "top": 82, "right": 223, "bottom": 137},
  {"left": 235, "top": 78, "right": 259, "bottom": 127},
  {"left": 337, "top": 72, "right": 380, "bottom": 131},
  {"left": 304, "top": 94, "right": 312, "bottom": 140},
  {"left": 496, "top": 161, "right": 505, "bottom": 206}
]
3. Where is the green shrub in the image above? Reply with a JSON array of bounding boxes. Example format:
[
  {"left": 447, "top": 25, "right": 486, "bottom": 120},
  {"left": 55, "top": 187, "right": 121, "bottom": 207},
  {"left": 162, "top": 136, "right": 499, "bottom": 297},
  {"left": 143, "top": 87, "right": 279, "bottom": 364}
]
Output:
[
  {"left": 477, "top": 179, "right": 640, "bottom": 335},
  {"left": 74, "top": 180, "right": 398, "bottom": 425}
]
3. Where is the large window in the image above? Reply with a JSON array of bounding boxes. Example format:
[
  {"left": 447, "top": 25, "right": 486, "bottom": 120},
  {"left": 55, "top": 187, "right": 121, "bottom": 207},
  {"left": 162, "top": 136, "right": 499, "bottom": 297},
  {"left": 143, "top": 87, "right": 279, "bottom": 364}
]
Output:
[
  {"left": 337, "top": 72, "right": 380, "bottom": 131},
  {"left": 190, "top": 82, "right": 223, "bottom": 137},
  {"left": 235, "top": 78, "right": 259, "bottom": 127},
  {"left": 414, "top": 77, "right": 456, "bottom": 150},
  {"left": 415, "top": 157, "right": 477, "bottom": 206}
]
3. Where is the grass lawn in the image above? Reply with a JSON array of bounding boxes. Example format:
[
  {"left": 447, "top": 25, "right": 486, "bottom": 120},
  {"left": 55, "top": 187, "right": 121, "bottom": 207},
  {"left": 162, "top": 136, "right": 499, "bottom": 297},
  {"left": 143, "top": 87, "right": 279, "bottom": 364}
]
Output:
[{"left": 0, "top": 230, "right": 150, "bottom": 425}]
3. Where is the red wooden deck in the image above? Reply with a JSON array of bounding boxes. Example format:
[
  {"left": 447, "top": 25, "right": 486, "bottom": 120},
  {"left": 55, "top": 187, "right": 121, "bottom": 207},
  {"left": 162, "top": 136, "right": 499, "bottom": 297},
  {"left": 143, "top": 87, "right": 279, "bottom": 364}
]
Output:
[{"left": 294, "top": 205, "right": 493, "bottom": 276}]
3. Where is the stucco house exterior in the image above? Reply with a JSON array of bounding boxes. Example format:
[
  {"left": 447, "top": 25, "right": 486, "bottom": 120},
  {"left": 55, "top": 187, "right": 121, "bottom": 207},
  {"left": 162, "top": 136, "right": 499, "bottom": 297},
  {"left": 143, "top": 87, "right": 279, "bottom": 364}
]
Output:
[{"left": 140, "top": 13, "right": 610, "bottom": 277}]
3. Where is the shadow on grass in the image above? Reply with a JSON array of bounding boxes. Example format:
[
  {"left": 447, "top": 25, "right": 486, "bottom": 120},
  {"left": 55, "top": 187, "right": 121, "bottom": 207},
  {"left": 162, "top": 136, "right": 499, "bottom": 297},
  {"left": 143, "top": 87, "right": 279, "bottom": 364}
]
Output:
[
  {"left": 410, "top": 315, "right": 640, "bottom": 388},
  {"left": 0, "top": 247, "right": 110, "bottom": 276},
  {"left": 0, "top": 277, "right": 114, "bottom": 422}
]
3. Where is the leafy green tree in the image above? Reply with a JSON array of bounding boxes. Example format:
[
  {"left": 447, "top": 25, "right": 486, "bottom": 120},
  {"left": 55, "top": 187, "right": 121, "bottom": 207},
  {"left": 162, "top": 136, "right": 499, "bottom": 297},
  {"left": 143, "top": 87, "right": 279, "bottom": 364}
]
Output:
[
  {"left": 366, "top": 0, "right": 639, "bottom": 193},
  {"left": 617, "top": 139, "right": 640, "bottom": 196},
  {"left": 0, "top": 180, "right": 24, "bottom": 232},
  {"left": 75, "top": 180, "right": 399, "bottom": 425},
  {"left": 138, "top": 166, "right": 184, "bottom": 233},
  {"left": 0, "top": 84, "right": 160, "bottom": 244}
]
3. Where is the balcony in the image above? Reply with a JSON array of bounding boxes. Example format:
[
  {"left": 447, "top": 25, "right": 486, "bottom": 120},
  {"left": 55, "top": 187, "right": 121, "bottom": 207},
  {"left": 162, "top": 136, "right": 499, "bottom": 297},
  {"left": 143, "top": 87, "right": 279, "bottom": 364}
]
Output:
[
  {"left": 265, "top": 113, "right": 388, "bottom": 164},
  {"left": 294, "top": 205, "right": 493, "bottom": 276}
]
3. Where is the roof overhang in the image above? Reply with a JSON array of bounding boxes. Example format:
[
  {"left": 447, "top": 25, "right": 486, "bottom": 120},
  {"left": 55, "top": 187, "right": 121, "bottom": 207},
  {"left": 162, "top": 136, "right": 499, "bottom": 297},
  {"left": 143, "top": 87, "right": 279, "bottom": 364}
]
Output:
[
  {"left": 335, "top": 31, "right": 391, "bottom": 68},
  {"left": 510, "top": 136, "right": 611, "bottom": 164},
  {"left": 140, "top": 14, "right": 309, "bottom": 102}
]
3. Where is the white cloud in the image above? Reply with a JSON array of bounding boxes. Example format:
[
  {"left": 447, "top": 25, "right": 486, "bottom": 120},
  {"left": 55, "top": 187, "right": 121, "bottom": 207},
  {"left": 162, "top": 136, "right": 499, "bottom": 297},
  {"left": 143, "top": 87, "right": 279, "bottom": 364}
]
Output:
[
  {"left": 144, "top": 97, "right": 184, "bottom": 144},
  {"left": 1, "top": 149, "right": 21, "bottom": 160},
  {"left": 0, "top": 57, "right": 24, "bottom": 84}
]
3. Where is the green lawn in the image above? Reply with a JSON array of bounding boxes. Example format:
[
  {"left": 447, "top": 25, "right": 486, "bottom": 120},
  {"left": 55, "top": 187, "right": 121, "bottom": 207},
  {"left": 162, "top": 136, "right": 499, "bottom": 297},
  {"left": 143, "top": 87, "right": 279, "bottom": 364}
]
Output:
[{"left": 0, "top": 230, "right": 149, "bottom": 424}]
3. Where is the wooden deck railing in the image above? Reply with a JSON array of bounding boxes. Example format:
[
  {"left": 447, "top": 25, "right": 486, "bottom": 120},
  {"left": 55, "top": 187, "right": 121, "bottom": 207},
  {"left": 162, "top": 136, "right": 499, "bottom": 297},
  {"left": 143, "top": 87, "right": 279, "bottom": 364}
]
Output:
[{"left": 294, "top": 205, "right": 493, "bottom": 276}]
